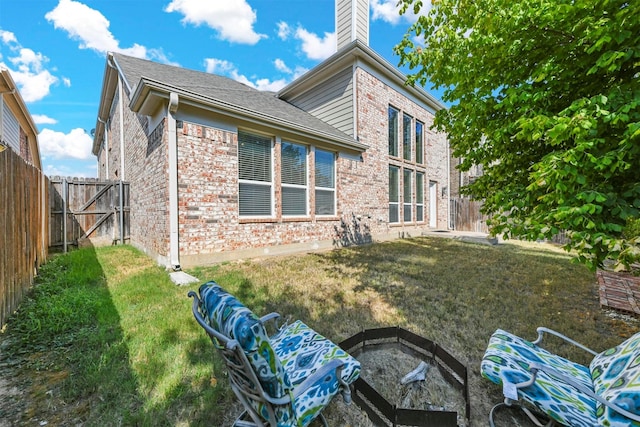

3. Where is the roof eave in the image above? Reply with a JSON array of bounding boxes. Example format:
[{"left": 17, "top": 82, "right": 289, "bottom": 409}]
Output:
[
  {"left": 130, "top": 77, "right": 368, "bottom": 153},
  {"left": 278, "top": 39, "right": 446, "bottom": 113},
  {"left": 91, "top": 53, "right": 120, "bottom": 156}
]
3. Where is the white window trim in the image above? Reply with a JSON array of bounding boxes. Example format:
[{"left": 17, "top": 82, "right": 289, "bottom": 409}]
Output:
[
  {"left": 416, "top": 172, "right": 425, "bottom": 222},
  {"left": 238, "top": 131, "right": 275, "bottom": 218},
  {"left": 315, "top": 149, "right": 336, "bottom": 217},
  {"left": 403, "top": 169, "right": 413, "bottom": 222},
  {"left": 389, "top": 165, "right": 400, "bottom": 224}
]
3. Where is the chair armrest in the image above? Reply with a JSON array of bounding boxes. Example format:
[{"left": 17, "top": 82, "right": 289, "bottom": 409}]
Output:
[
  {"left": 529, "top": 362, "right": 640, "bottom": 423},
  {"left": 260, "top": 312, "right": 281, "bottom": 327},
  {"left": 292, "top": 359, "right": 345, "bottom": 399},
  {"left": 533, "top": 327, "right": 598, "bottom": 356}
]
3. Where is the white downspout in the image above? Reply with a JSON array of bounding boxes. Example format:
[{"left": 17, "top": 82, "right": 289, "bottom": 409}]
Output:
[
  {"left": 168, "top": 92, "right": 180, "bottom": 270},
  {"left": 98, "top": 118, "right": 109, "bottom": 178},
  {"left": 118, "top": 79, "right": 125, "bottom": 181}
]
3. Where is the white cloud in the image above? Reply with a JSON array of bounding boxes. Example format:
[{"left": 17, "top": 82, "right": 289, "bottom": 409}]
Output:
[
  {"left": 62, "top": 77, "right": 71, "bottom": 87},
  {"left": 0, "top": 30, "right": 17, "bottom": 44},
  {"left": 204, "top": 57, "right": 287, "bottom": 92},
  {"left": 39, "top": 128, "right": 93, "bottom": 160},
  {"left": 274, "top": 59, "right": 307, "bottom": 80},
  {"left": 371, "top": 0, "right": 427, "bottom": 25},
  {"left": 232, "top": 72, "right": 288, "bottom": 92},
  {"left": 274, "top": 58, "right": 291, "bottom": 74},
  {"left": 277, "top": 21, "right": 290, "bottom": 40},
  {"left": 165, "top": 0, "right": 266, "bottom": 45},
  {"left": 0, "top": 42, "right": 59, "bottom": 102},
  {"left": 295, "top": 28, "right": 336, "bottom": 61},
  {"left": 32, "top": 115, "right": 58, "bottom": 125},
  {"left": 45, "top": 0, "right": 143, "bottom": 57},
  {"left": 45, "top": 0, "right": 172, "bottom": 63},
  {"left": 204, "top": 58, "right": 235, "bottom": 74}
]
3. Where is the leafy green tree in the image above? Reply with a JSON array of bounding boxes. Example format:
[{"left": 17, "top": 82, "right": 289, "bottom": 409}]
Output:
[{"left": 394, "top": 0, "right": 640, "bottom": 270}]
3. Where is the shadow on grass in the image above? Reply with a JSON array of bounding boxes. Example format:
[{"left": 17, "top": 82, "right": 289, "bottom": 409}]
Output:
[{"left": 0, "top": 243, "right": 142, "bottom": 426}]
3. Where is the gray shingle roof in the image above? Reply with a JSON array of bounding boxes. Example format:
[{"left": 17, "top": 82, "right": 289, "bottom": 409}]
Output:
[{"left": 112, "top": 53, "right": 361, "bottom": 148}]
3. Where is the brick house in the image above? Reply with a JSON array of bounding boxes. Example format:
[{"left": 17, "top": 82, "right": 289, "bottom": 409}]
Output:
[{"left": 91, "top": 0, "right": 451, "bottom": 269}]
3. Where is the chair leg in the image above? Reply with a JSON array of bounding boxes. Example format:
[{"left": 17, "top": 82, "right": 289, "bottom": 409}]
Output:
[
  {"left": 489, "top": 399, "right": 555, "bottom": 427},
  {"left": 317, "top": 413, "right": 328, "bottom": 427},
  {"left": 233, "top": 410, "right": 261, "bottom": 427}
]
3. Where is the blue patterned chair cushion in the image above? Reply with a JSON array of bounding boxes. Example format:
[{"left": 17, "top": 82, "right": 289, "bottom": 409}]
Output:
[
  {"left": 198, "top": 282, "right": 360, "bottom": 427},
  {"left": 271, "top": 320, "right": 361, "bottom": 425},
  {"left": 481, "top": 329, "right": 597, "bottom": 426},
  {"left": 590, "top": 332, "right": 640, "bottom": 426},
  {"left": 199, "top": 282, "right": 291, "bottom": 398}
]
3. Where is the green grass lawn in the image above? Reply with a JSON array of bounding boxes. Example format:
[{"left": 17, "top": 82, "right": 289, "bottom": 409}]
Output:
[{"left": 0, "top": 237, "right": 637, "bottom": 426}]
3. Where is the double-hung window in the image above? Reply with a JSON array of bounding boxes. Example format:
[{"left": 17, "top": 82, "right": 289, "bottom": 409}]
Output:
[
  {"left": 415, "top": 121, "right": 424, "bottom": 165},
  {"left": 403, "top": 169, "right": 413, "bottom": 222},
  {"left": 403, "top": 114, "right": 412, "bottom": 161},
  {"left": 281, "top": 142, "right": 308, "bottom": 216},
  {"left": 238, "top": 130, "right": 273, "bottom": 216},
  {"left": 388, "top": 107, "right": 399, "bottom": 157},
  {"left": 416, "top": 172, "right": 425, "bottom": 222},
  {"left": 315, "top": 149, "right": 335, "bottom": 216},
  {"left": 389, "top": 165, "right": 399, "bottom": 223}
]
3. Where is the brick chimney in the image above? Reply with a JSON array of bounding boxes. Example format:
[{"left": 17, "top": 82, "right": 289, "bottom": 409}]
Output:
[{"left": 336, "top": 0, "right": 369, "bottom": 50}]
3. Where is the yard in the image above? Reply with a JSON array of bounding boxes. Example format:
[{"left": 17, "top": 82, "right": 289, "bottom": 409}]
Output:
[{"left": 0, "top": 236, "right": 637, "bottom": 426}]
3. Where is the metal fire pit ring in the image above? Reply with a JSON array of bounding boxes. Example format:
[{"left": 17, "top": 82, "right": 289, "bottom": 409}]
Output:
[{"left": 339, "top": 327, "right": 470, "bottom": 427}]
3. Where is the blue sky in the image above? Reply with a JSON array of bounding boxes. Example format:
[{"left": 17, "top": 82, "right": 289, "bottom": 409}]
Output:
[{"left": 0, "top": 0, "right": 436, "bottom": 178}]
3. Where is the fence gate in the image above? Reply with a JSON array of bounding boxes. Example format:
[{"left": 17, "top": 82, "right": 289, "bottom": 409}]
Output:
[
  {"left": 49, "top": 177, "right": 130, "bottom": 251},
  {"left": 450, "top": 198, "right": 489, "bottom": 233}
]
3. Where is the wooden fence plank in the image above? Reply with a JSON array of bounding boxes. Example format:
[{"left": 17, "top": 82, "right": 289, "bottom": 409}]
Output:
[
  {"left": 0, "top": 149, "right": 49, "bottom": 329},
  {"left": 451, "top": 198, "right": 489, "bottom": 233}
]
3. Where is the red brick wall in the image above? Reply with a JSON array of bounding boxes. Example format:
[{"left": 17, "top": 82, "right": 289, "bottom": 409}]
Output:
[
  {"left": 99, "top": 83, "right": 170, "bottom": 263},
  {"left": 98, "top": 67, "right": 450, "bottom": 266},
  {"left": 355, "top": 67, "right": 450, "bottom": 230}
]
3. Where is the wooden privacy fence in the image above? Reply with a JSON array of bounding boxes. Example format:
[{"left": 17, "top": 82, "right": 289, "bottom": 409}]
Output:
[
  {"left": 0, "top": 149, "right": 49, "bottom": 329},
  {"left": 450, "top": 198, "right": 489, "bottom": 233},
  {"left": 49, "top": 177, "right": 130, "bottom": 251}
]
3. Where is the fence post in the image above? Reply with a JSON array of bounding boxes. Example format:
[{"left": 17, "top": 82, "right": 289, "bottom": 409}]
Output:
[{"left": 62, "top": 177, "right": 68, "bottom": 253}]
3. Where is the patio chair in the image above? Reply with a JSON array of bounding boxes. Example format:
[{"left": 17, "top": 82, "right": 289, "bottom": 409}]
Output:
[
  {"left": 481, "top": 327, "right": 640, "bottom": 427},
  {"left": 188, "top": 281, "right": 361, "bottom": 426}
]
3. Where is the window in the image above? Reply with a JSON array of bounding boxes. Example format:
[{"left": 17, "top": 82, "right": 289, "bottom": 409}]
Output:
[
  {"left": 415, "top": 121, "right": 424, "bottom": 165},
  {"left": 416, "top": 172, "right": 424, "bottom": 222},
  {"left": 403, "top": 114, "right": 412, "bottom": 161},
  {"left": 403, "top": 169, "right": 413, "bottom": 222},
  {"left": 238, "top": 130, "right": 272, "bottom": 216},
  {"left": 281, "top": 142, "right": 307, "bottom": 216},
  {"left": 315, "top": 149, "right": 335, "bottom": 215},
  {"left": 389, "top": 165, "right": 399, "bottom": 223},
  {"left": 388, "top": 107, "right": 399, "bottom": 157}
]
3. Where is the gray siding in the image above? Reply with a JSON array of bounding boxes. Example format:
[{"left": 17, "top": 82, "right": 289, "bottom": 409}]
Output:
[
  {"left": 336, "top": 0, "right": 352, "bottom": 50},
  {"left": 355, "top": 0, "right": 369, "bottom": 44},
  {"left": 2, "top": 100, "right": 20, "bottom": 153},
  {"left": 285, "top": 67, "right": 355, "bottom": 137},
  {"left": 336, "top": 0, "right": 369, "bottom": 50}
]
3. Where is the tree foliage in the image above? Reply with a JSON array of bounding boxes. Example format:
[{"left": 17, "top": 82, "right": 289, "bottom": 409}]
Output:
[{"left": 395, "top": 0, "right": 640, "bottom": 270}]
